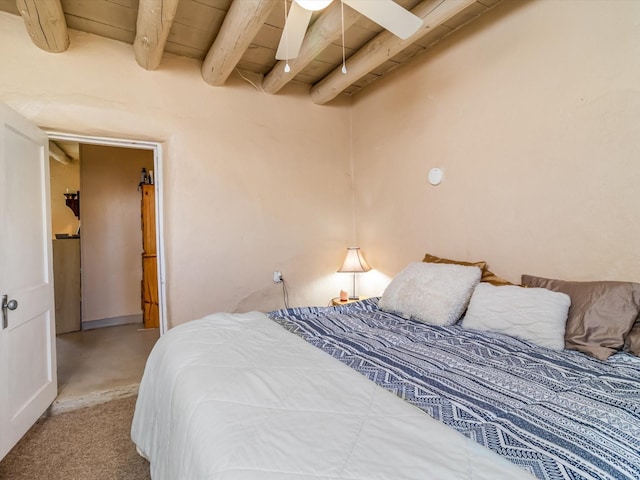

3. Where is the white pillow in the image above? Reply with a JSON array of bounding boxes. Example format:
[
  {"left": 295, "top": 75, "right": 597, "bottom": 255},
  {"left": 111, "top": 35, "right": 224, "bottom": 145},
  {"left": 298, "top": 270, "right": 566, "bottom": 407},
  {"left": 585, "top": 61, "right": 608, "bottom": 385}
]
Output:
[
  {"left": 462, "top": 283, "right": 571, "bottom": 350},
  {"left": 378, "top": 262, "right": 482, "bottom": 326}
]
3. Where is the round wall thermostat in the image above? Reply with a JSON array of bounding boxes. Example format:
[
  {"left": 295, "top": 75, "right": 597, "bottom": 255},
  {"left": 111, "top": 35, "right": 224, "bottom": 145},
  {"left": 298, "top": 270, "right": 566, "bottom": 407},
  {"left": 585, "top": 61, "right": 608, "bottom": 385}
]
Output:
[{"left": 428, "top": 168, "right": 444, "bottom": 186}]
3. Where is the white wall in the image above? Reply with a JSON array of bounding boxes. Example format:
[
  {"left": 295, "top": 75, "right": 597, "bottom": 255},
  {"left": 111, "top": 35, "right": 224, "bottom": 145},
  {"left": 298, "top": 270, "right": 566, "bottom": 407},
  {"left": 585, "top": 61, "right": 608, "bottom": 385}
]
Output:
[
  {"left": 0, "top": 12, "right": 354, "bottom": 327},
  {"left": 351, "top": 0, "right": 640, "bottom": 293}
]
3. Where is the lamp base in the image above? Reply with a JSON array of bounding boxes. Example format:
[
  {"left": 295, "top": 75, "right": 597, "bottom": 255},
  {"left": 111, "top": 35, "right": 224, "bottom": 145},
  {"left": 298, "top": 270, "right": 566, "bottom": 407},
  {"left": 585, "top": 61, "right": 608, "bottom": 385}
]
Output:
[{"left": 348, "top": 296, "right": 360, "bottom": 301}]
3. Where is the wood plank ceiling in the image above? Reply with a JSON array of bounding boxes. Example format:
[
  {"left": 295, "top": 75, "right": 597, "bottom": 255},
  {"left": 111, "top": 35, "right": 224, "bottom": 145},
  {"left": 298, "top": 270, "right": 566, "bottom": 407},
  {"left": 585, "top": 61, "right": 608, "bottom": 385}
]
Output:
[{"left": 1, "top": 0, "right": 501, "bottom": 105}]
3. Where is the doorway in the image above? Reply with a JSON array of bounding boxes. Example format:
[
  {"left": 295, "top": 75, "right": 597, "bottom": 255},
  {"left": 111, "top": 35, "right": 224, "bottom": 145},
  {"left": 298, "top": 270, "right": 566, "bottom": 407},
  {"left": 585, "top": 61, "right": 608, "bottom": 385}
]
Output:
[{"left": 47, "top": 133, "right": 166, "bottom": 409}]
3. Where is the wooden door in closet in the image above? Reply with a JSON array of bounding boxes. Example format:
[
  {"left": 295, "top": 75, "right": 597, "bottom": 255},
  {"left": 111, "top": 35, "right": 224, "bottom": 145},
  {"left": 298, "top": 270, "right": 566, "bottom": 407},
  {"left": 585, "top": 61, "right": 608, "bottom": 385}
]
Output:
[{"left": 141, "top": 184, "right": 159, "bottom": 328}]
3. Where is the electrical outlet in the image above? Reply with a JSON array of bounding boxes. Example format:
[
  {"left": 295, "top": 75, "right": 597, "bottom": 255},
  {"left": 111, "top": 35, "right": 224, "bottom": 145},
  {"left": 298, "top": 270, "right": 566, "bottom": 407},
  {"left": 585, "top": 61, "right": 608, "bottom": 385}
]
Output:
[{"left": 273, "top": 271, "right": 282, "bottom": 283}]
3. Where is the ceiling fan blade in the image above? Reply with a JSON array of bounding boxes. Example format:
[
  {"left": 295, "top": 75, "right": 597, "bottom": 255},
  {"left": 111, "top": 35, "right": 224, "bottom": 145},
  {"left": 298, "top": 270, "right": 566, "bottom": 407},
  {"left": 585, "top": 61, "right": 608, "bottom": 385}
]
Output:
[
  {"left": 342, "top": 0, "right": 423, "bottom": 40},
  {"left": 275, "top": 2, "right": 313, "bottom": 60}
]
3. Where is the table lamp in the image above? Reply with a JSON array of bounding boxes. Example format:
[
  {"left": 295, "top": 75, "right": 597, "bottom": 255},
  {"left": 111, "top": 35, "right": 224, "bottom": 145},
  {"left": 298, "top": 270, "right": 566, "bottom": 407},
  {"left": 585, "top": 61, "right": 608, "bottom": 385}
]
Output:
[{"left": 338, "top": 247, "right": 371, "bottom": 300}]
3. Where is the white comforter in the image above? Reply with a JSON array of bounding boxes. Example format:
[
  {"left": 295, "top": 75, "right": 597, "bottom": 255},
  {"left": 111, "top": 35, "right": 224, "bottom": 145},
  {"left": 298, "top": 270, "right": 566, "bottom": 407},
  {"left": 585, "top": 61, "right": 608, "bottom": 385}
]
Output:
[{"left": 131, "top": 312, "right": 532, "bottom": 479}]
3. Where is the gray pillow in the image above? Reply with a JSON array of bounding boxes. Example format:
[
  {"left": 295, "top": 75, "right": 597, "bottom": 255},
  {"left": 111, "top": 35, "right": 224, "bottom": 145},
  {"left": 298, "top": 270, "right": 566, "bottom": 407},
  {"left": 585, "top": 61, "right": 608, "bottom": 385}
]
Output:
[
  {"left": 625, "top": 322, "right": 640, "bottom": 356},
  {"left": 521, "top": 275, "right": 640, "bottom": 360}
]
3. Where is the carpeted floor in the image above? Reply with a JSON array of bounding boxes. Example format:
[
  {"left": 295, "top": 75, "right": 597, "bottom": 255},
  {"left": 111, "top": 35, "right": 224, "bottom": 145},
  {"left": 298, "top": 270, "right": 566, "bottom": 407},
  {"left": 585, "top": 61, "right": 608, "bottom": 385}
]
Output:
[{"left": 0, "top": 395, "right": 150, "bottom": 480}]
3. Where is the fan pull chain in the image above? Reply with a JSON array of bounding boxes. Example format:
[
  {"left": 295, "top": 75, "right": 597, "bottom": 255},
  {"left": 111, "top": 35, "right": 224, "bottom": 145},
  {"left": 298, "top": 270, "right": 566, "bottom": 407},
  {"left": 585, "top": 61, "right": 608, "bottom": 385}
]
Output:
[
  {"left": 284, "top": 0, "right": 291, "bottom": 73},
  {"left": 341, "top": 0, "right": 347, "bottom": 74}
]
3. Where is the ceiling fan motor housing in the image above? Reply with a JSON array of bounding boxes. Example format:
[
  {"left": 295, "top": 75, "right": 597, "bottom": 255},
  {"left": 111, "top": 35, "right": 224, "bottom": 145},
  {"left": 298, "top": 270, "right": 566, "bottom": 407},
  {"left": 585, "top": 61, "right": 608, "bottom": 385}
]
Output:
[{"left": 295, "top": 0, "right": 333, "bottom": 11}]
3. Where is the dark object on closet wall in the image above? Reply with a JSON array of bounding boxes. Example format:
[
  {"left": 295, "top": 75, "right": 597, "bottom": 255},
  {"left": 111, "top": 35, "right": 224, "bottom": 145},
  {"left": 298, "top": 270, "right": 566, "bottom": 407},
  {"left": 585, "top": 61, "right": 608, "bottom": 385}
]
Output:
[{"left": 64, "top": 191, "right": 79, "bottom": 218}]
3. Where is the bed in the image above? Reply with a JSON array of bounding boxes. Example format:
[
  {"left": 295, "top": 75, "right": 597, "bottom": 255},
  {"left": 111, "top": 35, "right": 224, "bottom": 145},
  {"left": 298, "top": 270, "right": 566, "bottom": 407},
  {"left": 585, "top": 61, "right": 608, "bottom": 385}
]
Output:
[{"left": 131, "top": 259, "right": 640, "bottom": 480}]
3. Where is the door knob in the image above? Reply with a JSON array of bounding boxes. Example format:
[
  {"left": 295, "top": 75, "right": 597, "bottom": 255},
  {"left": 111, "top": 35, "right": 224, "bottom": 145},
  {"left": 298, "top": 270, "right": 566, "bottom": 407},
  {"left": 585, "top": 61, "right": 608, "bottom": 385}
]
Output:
[{"left": 2, "top": 294, "right": 18, "bottom": 329}]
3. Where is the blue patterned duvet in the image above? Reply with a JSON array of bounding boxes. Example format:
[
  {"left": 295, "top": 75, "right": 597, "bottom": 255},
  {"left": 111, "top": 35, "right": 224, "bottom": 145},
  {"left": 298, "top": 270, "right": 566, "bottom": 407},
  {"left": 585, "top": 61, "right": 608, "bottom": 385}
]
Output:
[{"left": 269, "top": 298, "right": 640, "bottom": 480}]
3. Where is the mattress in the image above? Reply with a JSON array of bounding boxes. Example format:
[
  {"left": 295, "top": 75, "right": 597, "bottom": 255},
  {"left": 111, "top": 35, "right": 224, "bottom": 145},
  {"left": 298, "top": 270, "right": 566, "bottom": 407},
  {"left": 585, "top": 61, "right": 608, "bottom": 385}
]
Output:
[
  {"left": 269, "top": 298, "right": 640, "bottom": 480},
  {"left": 131, "top": 311, "right": 530, "bottom": 479}
]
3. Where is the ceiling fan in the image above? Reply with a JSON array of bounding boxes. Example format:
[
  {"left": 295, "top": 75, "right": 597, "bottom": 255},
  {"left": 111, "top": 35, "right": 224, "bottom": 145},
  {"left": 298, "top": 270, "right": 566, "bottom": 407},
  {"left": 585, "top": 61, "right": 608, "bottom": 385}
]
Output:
[{"left": 275, "top": 0, "right": 423, "bottom": 61}]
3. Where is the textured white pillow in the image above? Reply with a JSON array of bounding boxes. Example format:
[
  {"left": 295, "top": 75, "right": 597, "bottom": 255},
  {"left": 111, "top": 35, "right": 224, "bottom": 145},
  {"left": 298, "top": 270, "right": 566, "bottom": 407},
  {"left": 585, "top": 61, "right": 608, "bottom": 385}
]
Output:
[
  {"left": 378, "top": 262, "right": 482, "bottom": 326},
  {"left": 462, "top": 283, "right": 571, "bottom": 350}
]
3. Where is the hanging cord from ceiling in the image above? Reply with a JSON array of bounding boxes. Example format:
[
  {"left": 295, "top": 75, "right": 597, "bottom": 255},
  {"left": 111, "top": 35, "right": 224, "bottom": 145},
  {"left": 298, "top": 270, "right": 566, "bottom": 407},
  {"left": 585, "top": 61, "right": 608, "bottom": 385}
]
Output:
[
  {"left": 284, "top": 0, "right": 291, "bottom": 73},
  {"left": 341, "top": 0, "right": 347, "bottom": 74}
]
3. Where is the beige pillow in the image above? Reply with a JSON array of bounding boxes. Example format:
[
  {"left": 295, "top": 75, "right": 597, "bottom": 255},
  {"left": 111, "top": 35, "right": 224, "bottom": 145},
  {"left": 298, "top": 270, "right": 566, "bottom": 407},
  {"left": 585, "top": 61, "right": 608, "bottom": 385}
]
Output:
[
  {"left": 422, "top": 253, "right": 513, "bottom": 287},
  {"left": 521, "top": 275, "right": 640, "bottom": 360},
  {"left": 481, "top": 268, "right": 514, "bottom": 287},
  {"left": 422, "top": 253, "right": 486, "bottom": 271}
]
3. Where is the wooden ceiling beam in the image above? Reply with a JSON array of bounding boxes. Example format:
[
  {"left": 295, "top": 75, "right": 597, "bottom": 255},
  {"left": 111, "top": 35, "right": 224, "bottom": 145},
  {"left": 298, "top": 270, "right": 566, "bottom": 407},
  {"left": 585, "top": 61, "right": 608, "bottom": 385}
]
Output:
[
  {"left": 310, "top": 0, "right": 478, "bottom": 105},
  {"left": 262, "top": 2, "right": 360, "bottom": 95},
  {"left": 16, "top": 0, "right": 69, "bottom": 53},
  {"left": 201, "top": 0, "right": 279, "bottom": 87},
  {"left": 49, "top": 141, "right": 72, "bottom": 165},
  {"left": 134, "top": 0, "right": 180, "bottom": 70}
]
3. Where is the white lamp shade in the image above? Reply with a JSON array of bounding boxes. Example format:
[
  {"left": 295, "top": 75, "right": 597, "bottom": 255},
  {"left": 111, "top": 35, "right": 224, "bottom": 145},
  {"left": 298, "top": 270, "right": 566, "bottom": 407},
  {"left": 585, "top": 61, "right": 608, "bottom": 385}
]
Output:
[
  {"left": 295, "top": 0, "right": 333, "bottom": 11},
  {"left": 338, "top": 247, "right": 372, "bottom": 273}
]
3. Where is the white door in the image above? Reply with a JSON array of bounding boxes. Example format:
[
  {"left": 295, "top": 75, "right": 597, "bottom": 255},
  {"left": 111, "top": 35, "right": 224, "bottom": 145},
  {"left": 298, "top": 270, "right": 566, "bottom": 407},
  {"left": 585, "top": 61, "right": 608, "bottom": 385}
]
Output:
[{"left": 0, "top": 102, "right": 57, "bottom": 461}]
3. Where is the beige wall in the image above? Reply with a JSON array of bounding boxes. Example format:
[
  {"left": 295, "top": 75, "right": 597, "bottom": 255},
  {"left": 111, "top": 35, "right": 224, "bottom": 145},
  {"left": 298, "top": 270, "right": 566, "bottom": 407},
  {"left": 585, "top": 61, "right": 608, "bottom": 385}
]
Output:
[
  {"left": 351, "top": 0, "right": 640, "bottom": 293},
  {"left": 6, "top": 0, "right": 637, "bottom": 325},
  {"left": 80, "top": 144, "right": 153, "bottom": 325},
  {"left": 49, "top": 158, "right": 80, "bottom": 237},
  {"left": 0, "top": 12, "right": 353, "bottom": 327}
]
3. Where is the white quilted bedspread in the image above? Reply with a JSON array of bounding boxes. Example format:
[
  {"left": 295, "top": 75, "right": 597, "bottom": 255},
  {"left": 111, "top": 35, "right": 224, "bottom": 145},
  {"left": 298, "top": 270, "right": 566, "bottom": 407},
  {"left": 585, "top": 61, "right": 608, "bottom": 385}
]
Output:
[{"left": 131, "top": 312, "right": 532, "bottom": 479}]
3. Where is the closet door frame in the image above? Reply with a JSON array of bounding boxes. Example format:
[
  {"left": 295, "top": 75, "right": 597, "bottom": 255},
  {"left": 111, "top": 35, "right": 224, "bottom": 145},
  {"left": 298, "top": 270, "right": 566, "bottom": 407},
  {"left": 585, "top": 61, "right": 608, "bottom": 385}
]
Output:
[{"left": 48, "top": 132, "right": 167, "bottom": 335}]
